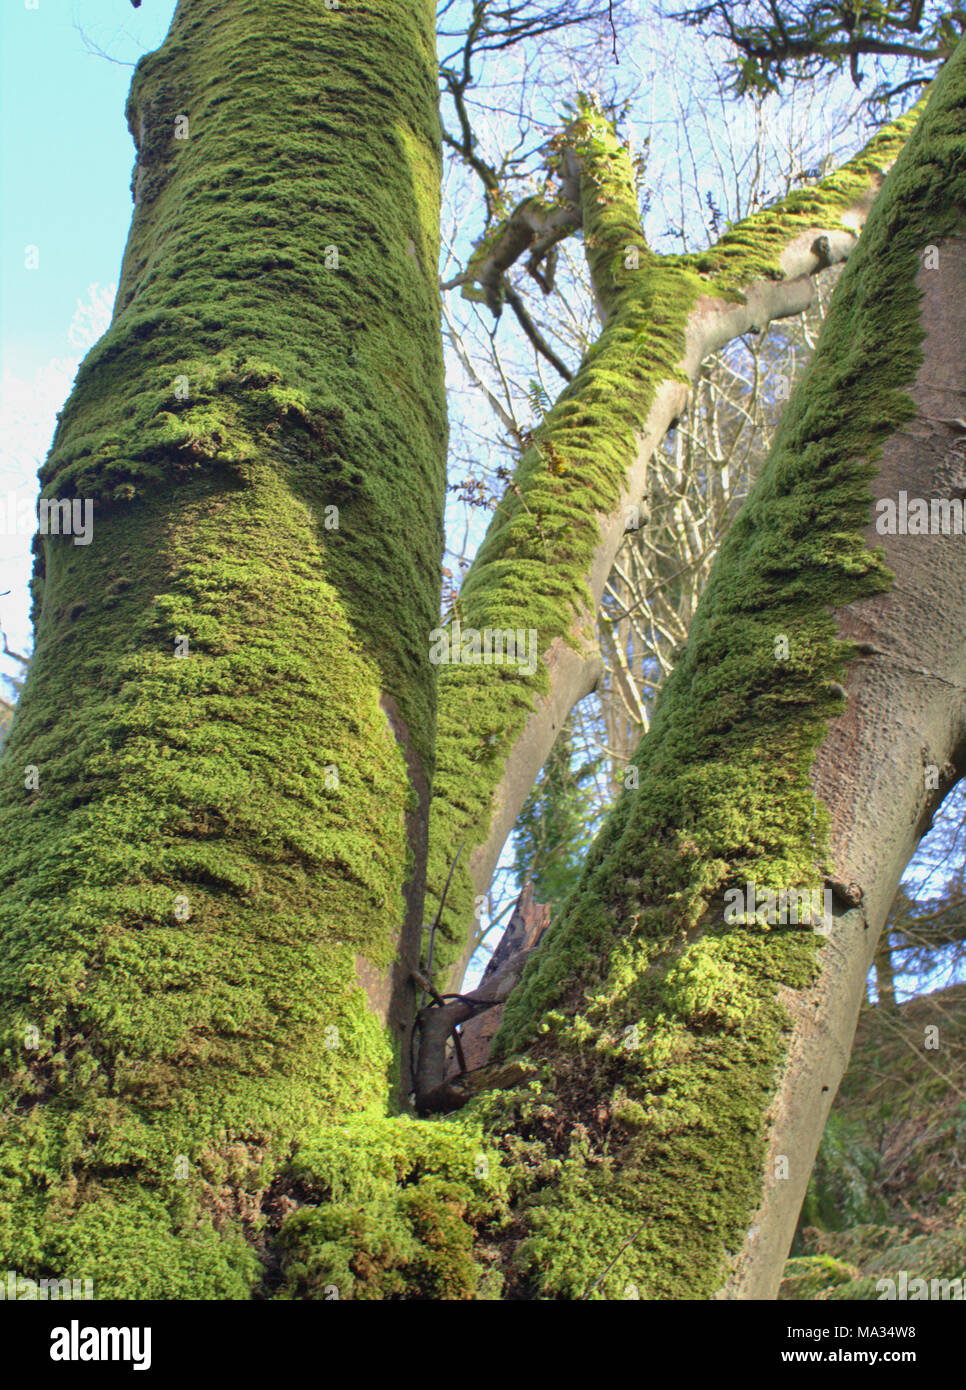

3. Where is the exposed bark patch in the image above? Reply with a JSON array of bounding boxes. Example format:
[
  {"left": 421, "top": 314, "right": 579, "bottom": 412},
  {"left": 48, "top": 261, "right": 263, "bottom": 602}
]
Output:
[{"left": 725, "top": 229, "right": 966, "bottom": 1296}]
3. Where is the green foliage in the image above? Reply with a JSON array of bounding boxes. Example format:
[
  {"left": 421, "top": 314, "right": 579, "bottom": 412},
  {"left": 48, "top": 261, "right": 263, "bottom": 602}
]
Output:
[
  {"left": 799, "top": 1110, "right": 888, "bottom": 1231},
  {"left": 526, "top": 378, "right": 553, "bottom": 419},
  {"left": 787, "top": 984, "right": 966, "bottom": 1297},
  {"left": 784, "top": 1198, "right": 966, "bottom": 1299},
  {"left": 511, "top": 730, "right": 600, "bottom": 914},
  {"left": 780, "top": 1254, "right": 872, "bottom": 1300}
]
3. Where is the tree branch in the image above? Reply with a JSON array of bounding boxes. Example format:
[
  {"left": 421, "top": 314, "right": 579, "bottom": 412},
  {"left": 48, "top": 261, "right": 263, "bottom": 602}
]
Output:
[{"left": 502, "top": 278, "right": 574, "bottom": 380}]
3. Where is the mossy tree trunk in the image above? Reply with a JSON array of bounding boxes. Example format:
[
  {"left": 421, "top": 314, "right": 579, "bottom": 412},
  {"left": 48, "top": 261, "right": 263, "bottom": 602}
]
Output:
[
  {"left": 0, "top": 0, "right": 446, "bottom": 1296},
  {"left": 2, "top": 0, "right": 966, "bottom": 1302}
]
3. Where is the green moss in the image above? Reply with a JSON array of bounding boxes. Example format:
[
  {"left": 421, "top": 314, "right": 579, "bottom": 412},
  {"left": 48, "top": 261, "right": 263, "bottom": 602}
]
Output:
[
  {"left": 0, "top": 1174, "right": 260, "bottom": 1300},
  {"left": 460, "top": 193, "right": 562, "bottom": 312},
  {"left": 0, "top": 0, "right": 444, "bottom": 1297},
  {"left": 426, "top": 120, "right": 694, "bottom": 984},
  {"left": 274, "top": 1116, "right": 506, "bottom": 1299},
  {"left": 47, "top": 0, "right": 447, "bottom": 770},
  {"left": 780, "top": 1254, "right": 869, "bottom": 1300},
  {"left": 684, "top": 102, "right": 923, "bottom": 297},
  {"left": 426, "top": 101, "right": 918, "bottom": 987}
]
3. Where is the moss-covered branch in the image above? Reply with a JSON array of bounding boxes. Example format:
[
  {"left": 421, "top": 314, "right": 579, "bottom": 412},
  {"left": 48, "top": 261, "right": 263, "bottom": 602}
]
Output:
[
  {"left": 426, "top": 97, "right": 921, "bottom": 989},
  {"left": 265, "top": 42, "right": 966, "bottom": 1298}
]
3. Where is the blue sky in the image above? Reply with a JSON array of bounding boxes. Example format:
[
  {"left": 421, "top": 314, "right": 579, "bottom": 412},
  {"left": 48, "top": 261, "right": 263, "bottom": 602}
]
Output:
[
  {"left": 0, "top": 0, "right": 175, "bottom": 661},
  {"left": 2, "top": 2, "right": 173, "bottom": 375}
]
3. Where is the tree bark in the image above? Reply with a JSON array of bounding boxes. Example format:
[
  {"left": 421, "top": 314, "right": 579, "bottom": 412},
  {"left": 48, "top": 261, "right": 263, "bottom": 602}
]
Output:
[{"left": 723, "top": 221, "right": 966, "bottom": 1299}]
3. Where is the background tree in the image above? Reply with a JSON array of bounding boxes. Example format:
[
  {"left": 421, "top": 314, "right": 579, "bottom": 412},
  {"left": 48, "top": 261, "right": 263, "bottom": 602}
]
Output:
[
  {"left": 670, "top": 0, "right": 966, "bottom": 105},
  {"left": 510, "top": 729, "right": 601, "bottom": 913}
]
